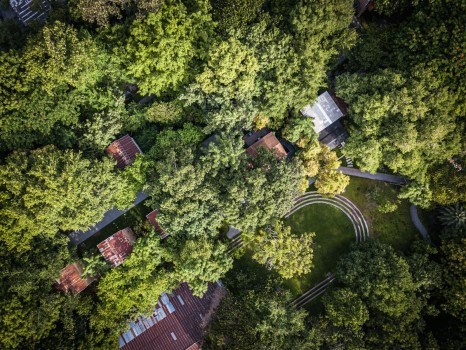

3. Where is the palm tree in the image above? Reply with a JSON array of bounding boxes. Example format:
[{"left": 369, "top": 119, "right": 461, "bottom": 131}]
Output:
[{"left": 438, "top": 203, "right": 466, "bottom": 228}]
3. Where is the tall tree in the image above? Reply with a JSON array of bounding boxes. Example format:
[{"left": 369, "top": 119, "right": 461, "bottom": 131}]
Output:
[
  {"left": 251, "top": 220, "right": 314, "bottom": 279},
  {"left": 0, "top": 146, "right": 134, "bottom": 251},
  {"left": 126, "top": 0, "right": 215, "bottom": 95}
]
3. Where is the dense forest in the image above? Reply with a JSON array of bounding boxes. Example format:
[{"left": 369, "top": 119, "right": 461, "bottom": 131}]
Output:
[{"left": 0, "top": 0, "right": 464, "bottom": 349}]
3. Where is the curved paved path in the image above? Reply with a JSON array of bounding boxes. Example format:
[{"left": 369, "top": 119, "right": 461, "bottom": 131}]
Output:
[
  {"left": 285, "top": 192, "right": 370, "bottom": 241},
  {"left": 410, "top": 205, "right": 431, "bottom": 243},
  {"left": 288, "top": 191, "right": 370, "bottom": 308}
]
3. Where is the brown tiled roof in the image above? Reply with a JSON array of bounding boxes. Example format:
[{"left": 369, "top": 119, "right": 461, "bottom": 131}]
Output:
[
  {"left": 146, "top": 210, "right": 168, "bottom": 239},
  {"left": 246, "top": 132, "right": 288, "bottom": 161},
  {"left": 106, "top": 135, "right": 142, "bottom": 168},
  {"left": 97, "top": 227, "right": 136, "bottom": 267},
  {"left": 56, "top": 261, "right": 94, "bottom": 294},
  {"left": 243, "top": 128, "right": 271, "bottom": 147},
  {"left": 120, "top": 282, "right": 225, "bottom": 350}
]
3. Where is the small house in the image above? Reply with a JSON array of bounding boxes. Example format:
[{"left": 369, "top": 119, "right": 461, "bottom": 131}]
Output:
[
  {"left": 56, "top": 261, "right": 94, "bottom": 294},
  {"left": 244, "top": 128, "right": 288, "bottom": 161},
  {"left": 301, "top": 91, "right": 349, "bottom": 150},
  {"left": 106, "top": 135, "right": 142, "bottom": 168},
  {"left": 97, "top": 227, "right": 136, "bottom": 267}
]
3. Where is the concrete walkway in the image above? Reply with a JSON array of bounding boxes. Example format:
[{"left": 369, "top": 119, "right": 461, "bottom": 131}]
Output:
[
  {"left": 410, "top": 205, "right": 431, "bottom": 243},
  {"left": 69, "top": 191, "right": 149, "bottom": 245},
  {"left": 338, "top": 167, "right": 407, "bottom": 184}
]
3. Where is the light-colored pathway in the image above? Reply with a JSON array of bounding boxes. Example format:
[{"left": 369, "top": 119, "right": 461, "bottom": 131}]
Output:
[
  {"left": 69, "top": 191, "right": 149, "bottom": 245},
  {"left": 288, "top": 192, "right": 370, "bottom": 308},
  {"left": 338, "top": 166, "right": 407, "bottom": 184},
  {"left": 410, "top": 205, "right": 431, "bottom": 243}
]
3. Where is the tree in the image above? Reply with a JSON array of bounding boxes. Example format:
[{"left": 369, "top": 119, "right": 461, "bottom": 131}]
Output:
[
  {"left": 252, "top": 220, "right": 314, "bottom": 279},
  {"left": 439, "top": 227, "right": 466, "bottom": 322},
  {"left": 0, "top": 22, "right": 103, "bottom": 151},
  {"left": 323, "top": 289, "right": 369, "bottom": 331},
  {"left": 328, "top": 240, "right": 427, "bottom": 349},
  {"left": 0, "top": 146, "right": 134, "bottom": 252},
  {"left": 438, "top": 204, "right": 466, "bottom": 229},
  {"left": 0, "top": 236, "right": 92, "bottom": 349},
  {"left": 181, "top": 36, "right": 259, "bottom": 132},
  {"left": 169, "top": 237, "right": 233, "bottom": 296},
  {"left": 219, "top": 150, "right": 307, "bottom": 233},
  {"left": 211, "top": 0, "right": 264, "bottom": 32},
  {"left": 204, "top": 283, "right": 309, "bottom": 350},
  {"left": 91, "top": 231, "right": 173, "bottom": 347},
  {"left": 126, "top": 0, "right": 215, "bottom": 95}
]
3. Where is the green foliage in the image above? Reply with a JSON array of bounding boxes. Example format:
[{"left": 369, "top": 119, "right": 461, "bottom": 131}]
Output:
[
  {"left": 211, "top": 0, "right": 264, "bottom": 32},
  {"left": 169, "top": 237, "right": 233, "bottom": 296},
  {"left": 438, "top": 204, "right": 466, "bottom": 229},
  {"left": 316, "top": 240, "right": 439, "bottom": 349},
  {"left": 252, "top": 220, "right": 314, "bottom": 279},
  {"left": 0, "top": 146, "right": 134, "bottom": 252},
  {"left": 126, "top": 0, "right": 215, "bottom": 95},
  {"left": 204, "top": 282, "right": 309, "bottom": 350}
]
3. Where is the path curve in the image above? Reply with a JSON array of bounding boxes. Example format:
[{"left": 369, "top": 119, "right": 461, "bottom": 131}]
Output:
[
  {"left": 410, "top": 205, "right": 431, "bottom": 243},
  {"left": 288, "top": 191, "right": 370, "bottom": 308}
]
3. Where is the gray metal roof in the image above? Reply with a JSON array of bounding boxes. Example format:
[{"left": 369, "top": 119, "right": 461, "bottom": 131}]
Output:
[
  {"left": 10, "top": 0, "right": 49, "bottom": 25},
  {"left": 301, "top": 91, "right": 345, "bottom": 133}
]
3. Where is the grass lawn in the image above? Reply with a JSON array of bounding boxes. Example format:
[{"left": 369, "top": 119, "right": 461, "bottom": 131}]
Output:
[
  {"left": 343, "top": 177, "right": 419, "bottom": 252},
  {"left": 77, "top": 200, "right": 152, "bottom": 256},
  {"left": 283, "top": 204, "right": 355, "bottom": 297}
]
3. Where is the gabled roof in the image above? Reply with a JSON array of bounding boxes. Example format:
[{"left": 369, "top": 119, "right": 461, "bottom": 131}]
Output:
[
  {"left": 56, "top": 261, "right": 94, "bottom": 294},
  {"left": 301, "top": 91, "right": 346, "bottom": 133},
  {"left": 318, "top": 120, "right": 349, "bottom": 150},
  {"left": 119, "top": 282, "right": 225, "bottom": 350},
  {"left": 146, "top": 210, "right": 168, "bottom": 239},
  {"left": 106, "top": 135, "right": 142, "bottom": 168},
  {"left": 245, "top": 129, "right": 288, "bottom": 161},
  {"left": 9, "top": 0, "right": 49, "bottom": 25},
  {"left": 97, "top": 227, "right": 136, "bottom": 267}
]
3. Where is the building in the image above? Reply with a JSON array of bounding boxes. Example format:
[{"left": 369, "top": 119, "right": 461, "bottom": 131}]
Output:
[
  {"left": 9, "top": 0, "right": 49, "bottom": 25},
  {"left": 56, "top": 261, "right": 94, "bottom": 294},
  {"left": 146, "top": 209, "right": 168, "bottom": 239},
  {"left": 244, "top": 128, "right": 288, "bottom": 161},
  {"left": 106, "top": 135, "right": 142, "bottom": 168},
  {"left": 119, "top": 282, "right": 225, "bottom": 350},
  {"left": 301, "top": 91, "right": 349, "bottom": 150},
  {"left": 97, "top": 227, "right": 136, "bottom": 267},
  {"left": 355, "top": 0, "right": 375, "bottom": 17}
]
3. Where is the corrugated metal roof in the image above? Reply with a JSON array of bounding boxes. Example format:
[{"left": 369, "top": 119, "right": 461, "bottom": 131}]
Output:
[
  {"left": 120, "top": 282, "right": 225, "bottom": 350},
  {"left": 9, "top": 0, "right": 49, "bottom": 25},
  {"left": 97, "top": 227, "right": 136, "bottom": 267},
  {"left": 301, "top": 91, "right": 345, "bottom": 133},
  {"left": 56, "top": 261, "right": 94, "bottom": 294},
  {"left": 106, "top": 135, "right": 142, "bottom": 168}
]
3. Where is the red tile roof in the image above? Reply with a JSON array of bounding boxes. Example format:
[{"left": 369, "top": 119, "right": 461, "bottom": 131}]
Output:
[
  {"left": 97, "top": 228, "right": 136, "bottom": 267},
  {"left": 106, "top": 135, "right": 142, "bottom": 168},
  {"left": 56, "top": 261, "right": 94, "bottom": 294},
  {"left": 146, "top": 210, "right": 168, "bottom": 239},
  {"left": 246, "top": 131, "right": 288, "bottom": 161},
  {"left": 120, "top": 282, "right": 225, "bottom": 350}
]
